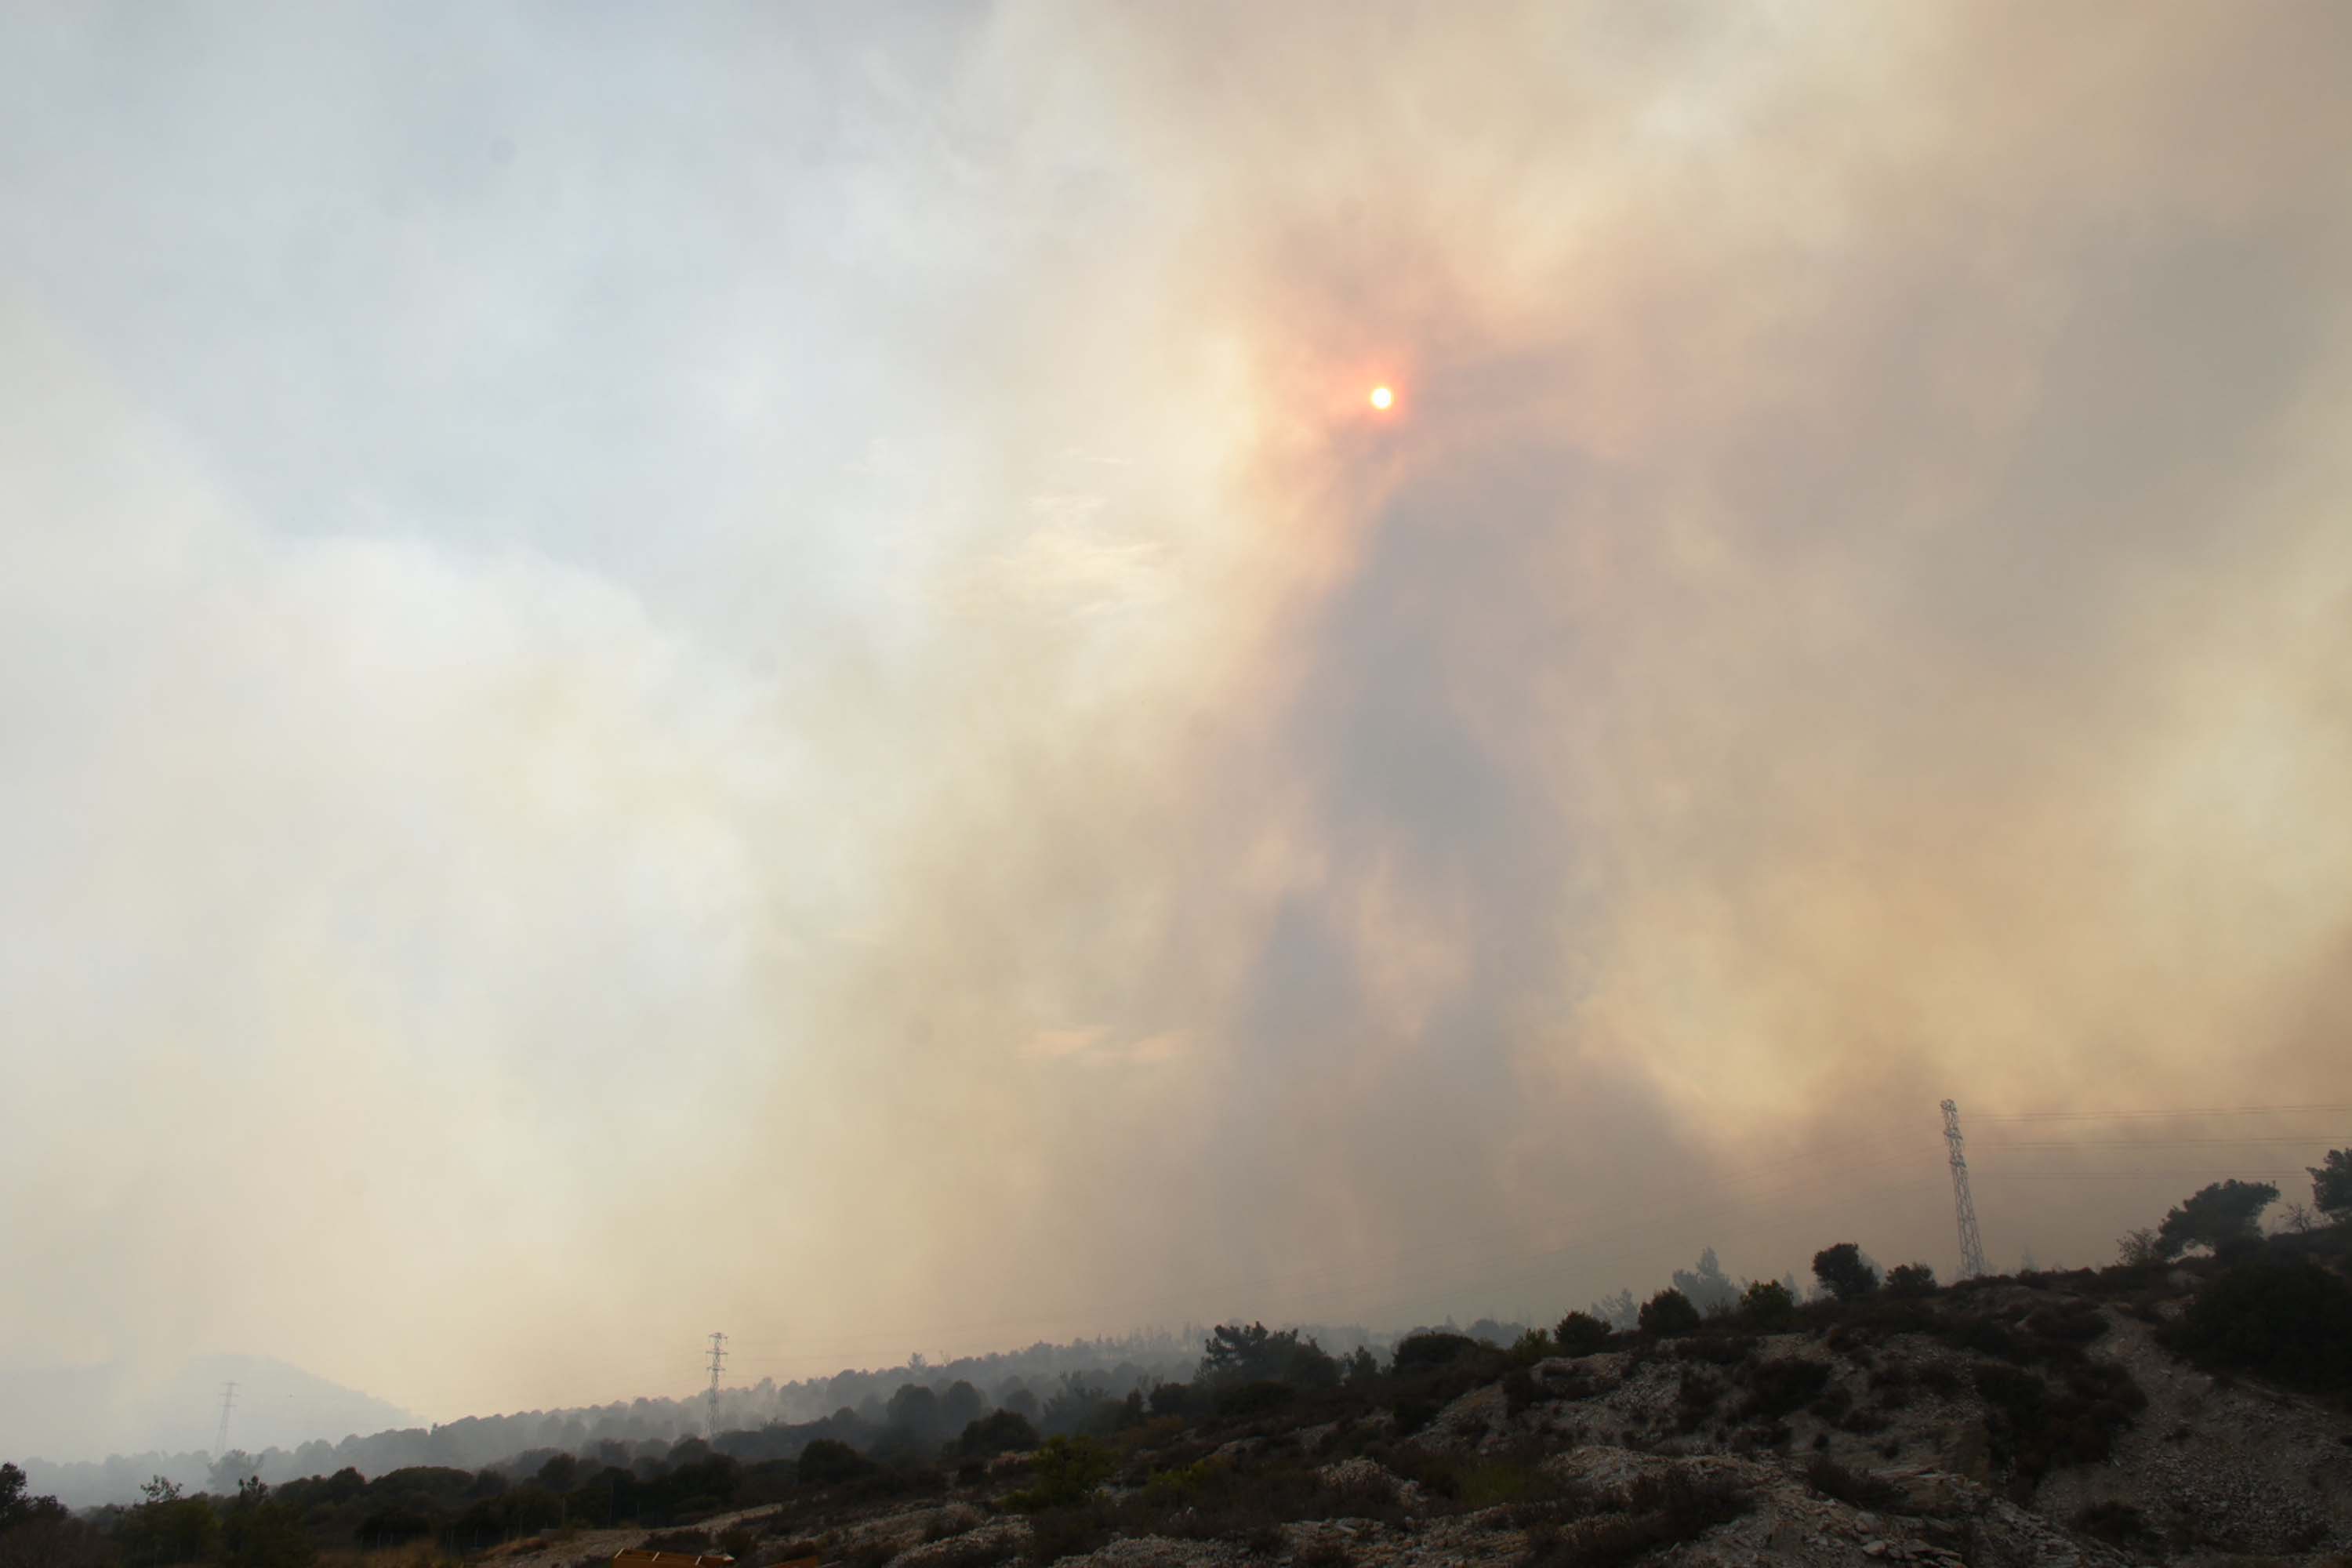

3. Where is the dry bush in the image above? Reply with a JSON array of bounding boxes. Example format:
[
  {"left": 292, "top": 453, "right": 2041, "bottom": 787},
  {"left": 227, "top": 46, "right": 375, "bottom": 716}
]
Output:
[
  {"left": 1675, "top": 1369, "right": 1726, "bottom": 1432},
  {"left": 1732, "top": 1359, "right": 1831, "bottom": 1422},
  {"left": 1671, "top": 1335, "right": 1757, "bottom": 1367},
  {"left": 1294, "top": 1538, "right": 1356, "bottom": 1568},
  {"left": 1523, "top": 1471, "right": 1752, "bottom": 1568},
  {"left": 922, "top": 1535, "right": 1021, "bottom": 1568},
  {"left": 2071, "top": 1501, "right": 2160, "bottom": 1551},
  {"left": 1804, "top": 1454, "right": 1903, "bottom": 1509},
  {"left": 1914, "top": 1362, "right": 1963, "bottom": 1396},
  {"left": 1970, "top": 1359, "right": 2147, "bottom": 1492}
]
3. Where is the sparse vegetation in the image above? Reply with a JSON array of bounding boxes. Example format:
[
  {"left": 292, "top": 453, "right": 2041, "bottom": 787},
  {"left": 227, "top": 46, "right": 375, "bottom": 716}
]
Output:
[
  {"left": 30, "top": 1218, "right": 2348, "bottom": 1568},
  {"left": 1969, "top": 1356, "right": 2147, "bottom": 1494},
  {"left": 1522, "top": 1470, "right": 1753, "bottom": 1568}
]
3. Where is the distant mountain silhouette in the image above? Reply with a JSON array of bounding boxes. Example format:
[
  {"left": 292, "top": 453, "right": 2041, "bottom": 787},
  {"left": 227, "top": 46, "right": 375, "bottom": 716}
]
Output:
[{"left": 1, "top": 1352, "right": 412, "bottom": 1464}]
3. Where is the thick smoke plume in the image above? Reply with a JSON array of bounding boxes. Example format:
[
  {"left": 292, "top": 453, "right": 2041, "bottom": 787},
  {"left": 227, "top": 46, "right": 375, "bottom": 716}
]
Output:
[{"left": 2, "top": 1, "right": 2347, "bottom": 1454}]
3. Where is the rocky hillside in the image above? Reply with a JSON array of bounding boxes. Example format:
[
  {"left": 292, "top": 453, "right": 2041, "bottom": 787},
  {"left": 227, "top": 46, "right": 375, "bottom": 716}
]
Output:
[{"left": 493, "top": 1261, "right": 2352, "bottom": 1568}]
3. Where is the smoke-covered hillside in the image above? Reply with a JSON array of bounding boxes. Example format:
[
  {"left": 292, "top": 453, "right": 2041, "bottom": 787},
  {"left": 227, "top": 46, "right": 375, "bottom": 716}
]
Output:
[{"left": 20, "top": 1324, "right": 1406, "bottom": 1508}]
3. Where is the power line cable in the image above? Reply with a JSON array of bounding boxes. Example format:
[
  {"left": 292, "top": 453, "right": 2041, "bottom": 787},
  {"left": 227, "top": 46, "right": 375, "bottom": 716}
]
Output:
[
  {"left": 1981, "top": 1136, "right": 2342, "bottom": 1147},
  {"left": 1977, "top": 1103, "right": 2350, "bottom": 1122},
  {"left": 1972, "top": 1169, "right": 2318, "bottom": 1179}
]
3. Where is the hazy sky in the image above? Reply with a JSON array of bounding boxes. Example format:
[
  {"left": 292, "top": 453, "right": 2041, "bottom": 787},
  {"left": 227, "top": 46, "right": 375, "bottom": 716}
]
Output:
[{"left": 5, "top": 2, "right": 2350, "bottom": 1460}]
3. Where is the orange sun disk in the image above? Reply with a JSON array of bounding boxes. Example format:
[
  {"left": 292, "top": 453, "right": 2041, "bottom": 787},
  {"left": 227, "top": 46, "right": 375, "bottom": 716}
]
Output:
[{"left": 1369, "top": 385, "right": 1395, "bottom": 410}]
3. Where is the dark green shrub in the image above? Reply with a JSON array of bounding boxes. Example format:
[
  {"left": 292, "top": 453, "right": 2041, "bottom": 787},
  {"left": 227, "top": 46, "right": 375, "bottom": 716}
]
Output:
[
  {"left": 1123, "top": 1451, "right": 1406, "bottom": 1542},
  {"left": 957, "top": 1409, "right": 1040, "bottom": 1457},
  {"left": 216, "top": 1477, "right": 314, "bottom": 1568},
  {"left": 0, "top": 1516, "right": 113, "bottom": 1568},
  {"left": 1022, "top": 1503, "right": 1109, "bottom": 1563},
  {"left": 796, "top": 1437, "right": 873, "bottom": 1486},
  {"left": 1392, "top": 1331, "right": 1479, "bottom": 1373},
  {"left": 2072, "top": 1501, "right": 2159, "bottom": 1550},
  {"left": 1937, "top": 1313, "right": 2028, "bottom": 1362},
  {"left": 121, "top": 1477, "right": 222, "bottom": 1561},
  {"left": 1392, "top": 1395, "right": 1438, "bottom": 1435},
  {"left": 1200, "top": 1322, "right": 1344, "bottom": 1388},
  {"left": 1675, "top": 1370, "right": 1725, "bottom": 1432},
  {"left": 1812, "top": 1244, "right": 1879, "bottom": 1302},
  {"left": 1555, "top": 1312, "right": 1615, "bottom": 1356},
  {"left": 1733, "top": 1359, "right": 1831, "bottom": 1421},
  {"left": 927, "top": 1536, "right": 1021, "bottom": 1568},
  {"left": 1804, "top": 1454, "right": 1902, "bottom": 1508},
  {"left": 1673, "top": 1333, "right": 1756, "bottom": 1366},
  {"left": 2169, "top": 1255, "right": 2352, "bottom": 1392},
  {"left": 1970, "top": 1359, "right": 2146, "bottom": 1491},
  {"left": 1637, "top": 1290, "right": 1701, "bottom": 1338},
  {"left": 1218, "top": 1380, "right": 1297, "bottom": 1417},
  {"left": 2311, "top": 1148, "right": 2352, "bottom": 1220},
  {"left": 2022, "top": 1301, "right": 2107, "bottom": 1347},
  {"left": 1524, "top": 1471, "right": 1751, "bottom": 1568},
  {"left": 357, "top": 1504, "right": 433, "bottom": 1544},
  {"left": 1148, "top": 1381, "right": 1196, "bottom": 1417},
  {"left": 1005, "top": 1437, "right": 1115, "bottom": 1512},
  {"left": 1915, "top": 1361, "right": 1962, "bottom": 1396},
  {"left": 1739, "top": 1279, "right": 1798, "bottom": 1327},
  {"left": 1883, "top": 1263, "right": 1937, "bottom": 1298}
]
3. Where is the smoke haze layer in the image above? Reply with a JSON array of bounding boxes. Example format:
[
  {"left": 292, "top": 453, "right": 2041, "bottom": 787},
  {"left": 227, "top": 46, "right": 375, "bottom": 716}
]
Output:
[{"left": 2, "top": 1, "right": 2348, "bottom": 1457}]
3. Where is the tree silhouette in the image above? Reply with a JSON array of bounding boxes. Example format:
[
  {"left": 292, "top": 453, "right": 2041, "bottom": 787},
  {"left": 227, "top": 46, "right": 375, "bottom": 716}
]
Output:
[
  {"left": 1671, "top": 1247, "right": 1739, "bottom": 1316},
  {"left": 2309, "top": 1149, "right": 2351, "bottom": 1221},
  {"left": 1811, "top": 1243, "right": 1879, "bottom": 1301},
  {"left": 2156, "top": 1180, "right": 2278, "bottom": 1258}
]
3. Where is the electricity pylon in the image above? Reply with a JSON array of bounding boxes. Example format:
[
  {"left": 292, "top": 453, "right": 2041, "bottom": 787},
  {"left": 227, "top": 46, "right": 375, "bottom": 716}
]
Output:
[
  {"left": 212, "top": 1381, "right": 238, "bottom": 1457},
  {"left": 1942, "top": 1098, "right": 1988, "bottom": 1279},
  {"left": 705, "top": 1332, "right": 728, "bottom": 1438}
]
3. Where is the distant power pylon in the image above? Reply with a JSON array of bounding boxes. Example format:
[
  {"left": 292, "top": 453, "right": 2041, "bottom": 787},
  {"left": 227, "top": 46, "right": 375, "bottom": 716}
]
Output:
[
  {"left": 1942, "top": 1099, "right": 1988, "bottom": 1279},
  {"left": 705, "top": 1332, "right": 728, "bottom": 1438},
  {"left": 212, "top": 1381, "right": 238, "bottom": 1457}
]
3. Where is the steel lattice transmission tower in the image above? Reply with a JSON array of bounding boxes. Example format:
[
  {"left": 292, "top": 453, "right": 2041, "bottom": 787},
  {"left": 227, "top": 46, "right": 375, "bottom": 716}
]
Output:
[
  {"left": 704, "top": 1332, "right": 728, "bottom": 1438},
  {"left": 212, "top": 1381, "right": 238, "bottom": 1457},
  {"left": 1941, "top": 1099, "right": 1988, "bottom": 1279}
]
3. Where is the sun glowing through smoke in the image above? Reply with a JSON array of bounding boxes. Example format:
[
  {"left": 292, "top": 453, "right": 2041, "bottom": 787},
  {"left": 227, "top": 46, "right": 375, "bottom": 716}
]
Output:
[{"left": 1369, "top": 385, "right": 1394, "bottom": 411}]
